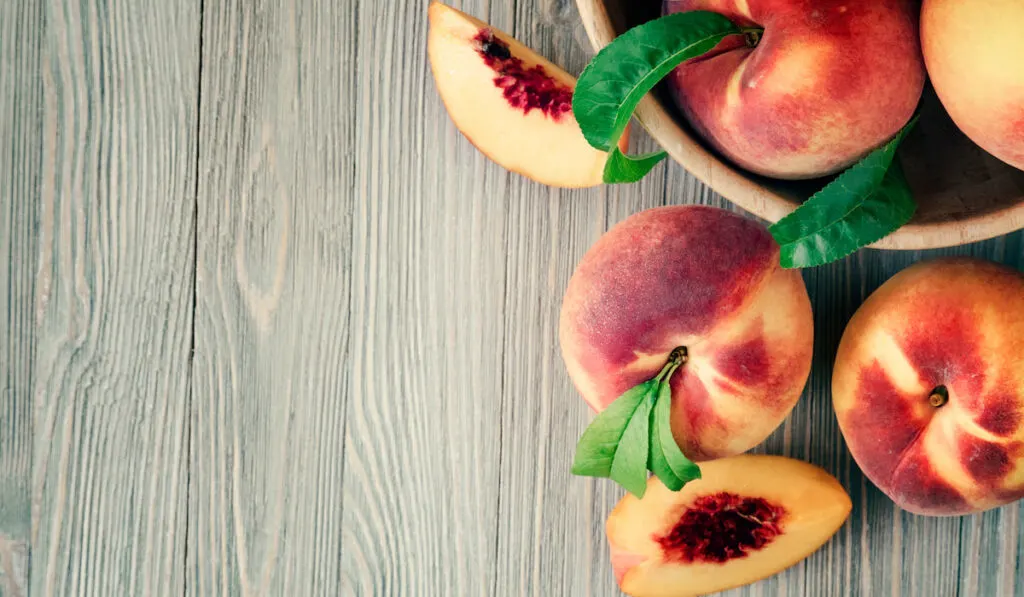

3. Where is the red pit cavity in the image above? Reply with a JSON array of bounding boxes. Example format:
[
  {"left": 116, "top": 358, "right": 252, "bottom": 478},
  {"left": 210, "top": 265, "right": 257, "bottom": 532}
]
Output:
[
  {"left": 657, "top": 492, "right": 786, "bottom": 564},
  {"left": 472, "top": 29, "right": 572, "bottom": 121}
]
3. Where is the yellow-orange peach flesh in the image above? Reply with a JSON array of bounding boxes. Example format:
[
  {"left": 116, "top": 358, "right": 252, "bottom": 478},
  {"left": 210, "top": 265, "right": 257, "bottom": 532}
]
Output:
[
  {"left": 921, "top": 0, "right": 1024, "bottom": 171},
  {"left": 427, "top": 2, "right": 626, "bottom": 188},
  {"left": 560, "top": 206, "right": 813, "bottom": 460},
  {"left": 833, "top": 258, "right": 1024, "bottom": 515},
  {"left": 663, "top": 0, "right": 925, "bottom": 179},
  {"left": 607, "top": 455, "right": 851, "bottom": 597}
]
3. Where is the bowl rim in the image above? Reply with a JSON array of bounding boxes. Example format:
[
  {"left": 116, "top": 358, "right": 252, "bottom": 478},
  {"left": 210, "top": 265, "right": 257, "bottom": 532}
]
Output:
[{"left": 575, "top": 0, "right": 1024, "bottom": 250}]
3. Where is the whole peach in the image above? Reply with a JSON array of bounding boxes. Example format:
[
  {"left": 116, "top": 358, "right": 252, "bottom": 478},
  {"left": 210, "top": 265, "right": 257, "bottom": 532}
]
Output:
[
  {"left": 560, "top": 206, "right": 813, "bottom": 461},
  {"left": 921, "top": 0, "right": 1024, "bottom": 171},
  {"left": 833, "top": 258, "right": 1024, "bottom": 515},
  {"left": 663, "top": 0, "right": 924, "bottom": 179}
]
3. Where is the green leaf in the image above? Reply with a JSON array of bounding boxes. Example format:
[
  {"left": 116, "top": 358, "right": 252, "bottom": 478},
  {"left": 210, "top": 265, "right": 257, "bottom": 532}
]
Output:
[
  {"left": 572, "top": 350, "right": 700, "bottom": 496},
  {"left": 647, "top": 386, "right": 684, "bottom": 491},
  {"left": 654, "top": 379, "right": 701, "bottom": 485},
  {"left": 603, "top": 147, "right": 669, "bottom": 184},
  {"left": 769, "top": 118, "right": 919, "bottom": 268},
  {"left": 573, "top": 11, "right": 742, "bottom": 153},
  {"left": 572, "top": 381, "right": 655, "bottom": 478},
  {"left": 610, "top": 393, "right": 654, "bottom": 498}
]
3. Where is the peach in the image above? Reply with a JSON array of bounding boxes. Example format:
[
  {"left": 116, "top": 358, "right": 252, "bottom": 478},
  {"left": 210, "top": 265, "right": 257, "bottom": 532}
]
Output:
[
  {"left": 560, "top": 205, "right": 813, "bottom": 461},
  {"left": 426, "top": 2, "right": 627, "bottom": 188},
  {"left": 833, "top": 258, "right": 1024, "bottom": 516},
  {"left": 607, "top": 455, "right": 851, "bottom": 597},
  {"left": 921, "top": 0, "right": 1024, "bottom": 171},
  {"left": 662, "top": 0, "right": 925, "bottom": 179}
]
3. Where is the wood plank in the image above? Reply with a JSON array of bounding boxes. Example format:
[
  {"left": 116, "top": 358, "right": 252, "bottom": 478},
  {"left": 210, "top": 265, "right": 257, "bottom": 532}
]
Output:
[
  {"left": 340, "top": 1, "right": 509, "bottom": 593},
  {"left": 187, "top": 0, "right": 358, "bottom": 594},
  {"left": 489, "top": 2, "right": 670, "bottom": 594},
  {"left": 783, "top": 253, "right": 871, "bottom": 597},
  {"left": 0, "top": 1, "right": 43, "bottom": 595},
  {"left": 31, "top": 0, "right": 199, "bottom": 595}
]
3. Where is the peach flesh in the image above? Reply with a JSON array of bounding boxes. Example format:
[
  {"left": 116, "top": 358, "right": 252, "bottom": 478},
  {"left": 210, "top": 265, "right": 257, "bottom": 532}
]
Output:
[
  {"left": 472, "top": 30, "right": 573, "bottom": 120},
  {"left": 426, "top": 2, "right": 629, "bottom": 188},
  {"left": 606, "top": 456, "right": 852, "bottom": 597}
]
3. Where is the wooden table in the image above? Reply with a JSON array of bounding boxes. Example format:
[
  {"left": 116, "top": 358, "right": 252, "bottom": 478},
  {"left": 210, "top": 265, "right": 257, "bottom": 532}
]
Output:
[{"left": 2, "top": 1, "right": 1023, "bottom": 595}]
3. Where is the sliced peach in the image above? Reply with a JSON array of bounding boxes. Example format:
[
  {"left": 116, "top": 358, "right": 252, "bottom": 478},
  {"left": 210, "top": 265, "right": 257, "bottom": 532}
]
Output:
[
  {"left": 607, "top": 455, "right": 851, "bottom": 597},
  {"left": 426, "top": 2, "right": 626, "bottom": 188}
]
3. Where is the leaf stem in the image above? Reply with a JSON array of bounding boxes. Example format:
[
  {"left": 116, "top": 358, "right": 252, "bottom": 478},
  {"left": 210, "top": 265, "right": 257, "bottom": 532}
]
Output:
[
  {"left": 654, "top": 346, "right": 689, "bottom": 384},
  {"left": 740, "top": 27, "right": 763, "bottom": 48}
]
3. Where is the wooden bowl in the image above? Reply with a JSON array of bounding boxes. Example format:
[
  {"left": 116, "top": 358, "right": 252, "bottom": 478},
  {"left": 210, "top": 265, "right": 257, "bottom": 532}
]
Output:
[{"left": 576, "top": 0, "right": 1024, "bottom": 250}]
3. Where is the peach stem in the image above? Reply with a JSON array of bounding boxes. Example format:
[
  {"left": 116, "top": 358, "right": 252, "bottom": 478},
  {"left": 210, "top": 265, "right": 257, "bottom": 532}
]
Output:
[
  {"left": 928, "top": 386, "right": 949, "bottom": 408},
  {"left": 741, "top": 28, "right": 763, "bottom": 49},
  {"left": 654, "top": 347, "right": 689, "bottom": 384}
]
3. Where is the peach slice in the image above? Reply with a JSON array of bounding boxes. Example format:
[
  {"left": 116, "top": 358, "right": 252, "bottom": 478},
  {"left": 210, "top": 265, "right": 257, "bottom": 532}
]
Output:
[
  {"left": 607, "top": 455, "right": 851, "bottom": 597},
  {"left": 426, "top": 2, "right": 626, "bottom": 188}
]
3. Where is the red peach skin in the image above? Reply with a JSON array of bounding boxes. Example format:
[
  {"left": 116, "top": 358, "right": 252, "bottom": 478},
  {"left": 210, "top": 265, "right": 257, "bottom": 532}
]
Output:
[
  {"left": 663, "top": 0, "right": 925, "bottom": 179},
  {"left": 833, "top": 258, "right": 1024, "bottom": 515},
  {"left": 560, "top": 206, "right": 813, "bottom": 461}
]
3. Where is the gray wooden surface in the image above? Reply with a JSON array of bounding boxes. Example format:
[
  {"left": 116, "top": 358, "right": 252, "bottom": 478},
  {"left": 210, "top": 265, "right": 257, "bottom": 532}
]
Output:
[{"left": 2, "top": 0, "right": 1024, "bottom": 595}]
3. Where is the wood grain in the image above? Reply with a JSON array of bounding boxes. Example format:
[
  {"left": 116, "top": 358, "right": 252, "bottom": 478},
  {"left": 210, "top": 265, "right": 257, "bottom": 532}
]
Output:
[
  {"left": 0, "top": 1, "right": 43, "bottom": 595},
  {"left": 31, "top": 0, "right": 199, "bottom": 595},
  {"left": 340, "top": 1, "right": 509, "bottom": 593},
  {"left": 490, "top": 3, "right": 668, "bottom": 596},
  {"left": 187, "top": 0, "right": 358, "bottom": 594}
]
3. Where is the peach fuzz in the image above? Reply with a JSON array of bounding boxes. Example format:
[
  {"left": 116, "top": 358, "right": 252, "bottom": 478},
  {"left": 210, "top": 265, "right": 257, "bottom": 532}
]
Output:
[
  {"left": 559, "top": 206, "right": 813, "bottom": 461},
  {"left": 921, "top": 0, "right": 1024, "bottom": 171},
  {"left": 833, "top": 258, "right": 1024, "bottom": 516},
  {"left": 663, "top": 0, "right": 924, "bottom": 180}
]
